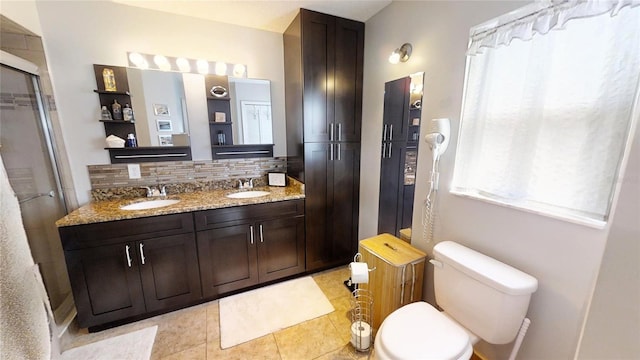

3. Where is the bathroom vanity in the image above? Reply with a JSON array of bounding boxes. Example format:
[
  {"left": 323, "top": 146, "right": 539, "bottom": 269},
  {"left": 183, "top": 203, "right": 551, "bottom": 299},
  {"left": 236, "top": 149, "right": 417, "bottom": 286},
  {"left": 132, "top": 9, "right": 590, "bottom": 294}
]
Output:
[{"left": 56, "top": 182, "right": 305, "bottom": 330}]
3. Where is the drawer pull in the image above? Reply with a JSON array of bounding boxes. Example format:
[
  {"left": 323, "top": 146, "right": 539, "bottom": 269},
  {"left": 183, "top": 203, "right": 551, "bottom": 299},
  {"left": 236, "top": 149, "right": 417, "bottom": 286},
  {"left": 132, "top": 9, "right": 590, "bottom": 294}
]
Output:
[
  {"left": 259, "top": 224, "right": 264, "bottom": 243},
  {"left": 139, "top": 243, "right": 146, "bottom": 265},
  {"left": 250, "top": 225, "right": 254, "bottom": 245},
  {"left": 125, "top": 245, "right": 132, "bottom": 267}
]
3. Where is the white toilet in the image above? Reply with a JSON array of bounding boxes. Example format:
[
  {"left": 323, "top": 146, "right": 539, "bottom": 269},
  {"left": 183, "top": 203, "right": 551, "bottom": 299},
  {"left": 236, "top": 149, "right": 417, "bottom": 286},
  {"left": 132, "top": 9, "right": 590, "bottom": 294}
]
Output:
[{"left": 374, "top": 241, "right": 538, "bottom": 360}]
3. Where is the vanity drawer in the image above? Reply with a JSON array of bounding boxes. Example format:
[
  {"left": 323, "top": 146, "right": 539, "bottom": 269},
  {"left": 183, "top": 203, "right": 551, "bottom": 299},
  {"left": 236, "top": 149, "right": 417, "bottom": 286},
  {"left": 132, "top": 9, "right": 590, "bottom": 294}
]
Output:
[
  {"left": 60, "top": 213, "right": 194, "bottom": 250},
  {"left": 195, "top": 199, "right": 304, "bottom": 231}
]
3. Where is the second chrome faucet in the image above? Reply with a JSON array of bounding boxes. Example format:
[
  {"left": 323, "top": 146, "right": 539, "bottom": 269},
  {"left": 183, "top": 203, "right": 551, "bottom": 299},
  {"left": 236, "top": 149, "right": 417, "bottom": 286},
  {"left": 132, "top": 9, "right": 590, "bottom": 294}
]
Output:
[
  {"left": 238, "top": 179, "right": 254, "bottom": 189},
  {"left": 142, "top": 185, "right": 166, "bottom": 197}
]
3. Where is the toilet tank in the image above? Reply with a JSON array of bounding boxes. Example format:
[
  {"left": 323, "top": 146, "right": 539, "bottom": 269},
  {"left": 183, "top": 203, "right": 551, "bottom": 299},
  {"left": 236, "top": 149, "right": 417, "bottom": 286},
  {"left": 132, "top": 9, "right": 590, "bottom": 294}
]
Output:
[{"left": 432, "top": 241, "right": 538, "bottom": 345}]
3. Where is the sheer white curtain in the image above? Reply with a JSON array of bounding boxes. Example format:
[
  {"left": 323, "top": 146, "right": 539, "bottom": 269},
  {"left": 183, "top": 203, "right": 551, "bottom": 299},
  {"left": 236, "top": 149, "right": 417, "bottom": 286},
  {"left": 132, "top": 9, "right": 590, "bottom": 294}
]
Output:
[{"left": 452, "top": 3, "right": 640, "bottom": 224}]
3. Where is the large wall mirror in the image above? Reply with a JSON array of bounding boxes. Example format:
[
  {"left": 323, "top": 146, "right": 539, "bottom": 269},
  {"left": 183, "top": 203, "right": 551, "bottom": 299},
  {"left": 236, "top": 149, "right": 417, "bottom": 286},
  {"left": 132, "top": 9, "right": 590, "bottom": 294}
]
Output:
[
  {"left": 115, "top": 67, "right": 274, "bottom": 161},
  {"left": 377, "top": 72, "right": 424, "bottom": 241}
]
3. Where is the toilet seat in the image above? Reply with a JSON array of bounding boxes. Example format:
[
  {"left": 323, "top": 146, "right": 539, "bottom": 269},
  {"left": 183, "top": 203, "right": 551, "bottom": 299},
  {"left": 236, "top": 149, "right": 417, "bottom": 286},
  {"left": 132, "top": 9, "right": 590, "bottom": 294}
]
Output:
[{"left": 374, "top": 302, "right": 473, "bottom": 360}]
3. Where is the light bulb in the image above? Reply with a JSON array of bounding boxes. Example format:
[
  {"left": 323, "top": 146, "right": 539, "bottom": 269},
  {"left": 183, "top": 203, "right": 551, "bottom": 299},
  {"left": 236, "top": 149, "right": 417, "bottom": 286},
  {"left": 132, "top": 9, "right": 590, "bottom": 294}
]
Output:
[
  {"left": 233, "top": 63, "right": 246, "bottom": 77},
  {"left": 153, "top": 55, "right": 170, "bottom": 71},
  {"left": 196, "top": 59, "right": 209, "bottom": 74},
  {"left": 215, "top": 62, "right": 227, "bottom": 76},
  {"left": 388, "top": 51, "right": 400, "bottom": 64},
  {"left": 176, "top": 58, "right": 190, "bottom": 72},
  {"left": 128, "top": 52, "right": 146, "bottom": 68}
]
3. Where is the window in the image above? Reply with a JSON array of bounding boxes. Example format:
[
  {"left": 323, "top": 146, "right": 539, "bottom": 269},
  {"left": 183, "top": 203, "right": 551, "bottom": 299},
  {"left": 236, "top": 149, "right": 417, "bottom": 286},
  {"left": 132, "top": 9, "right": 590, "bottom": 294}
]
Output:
[{"left": 452, "top": 3, "right": 640, "bottom": 226}]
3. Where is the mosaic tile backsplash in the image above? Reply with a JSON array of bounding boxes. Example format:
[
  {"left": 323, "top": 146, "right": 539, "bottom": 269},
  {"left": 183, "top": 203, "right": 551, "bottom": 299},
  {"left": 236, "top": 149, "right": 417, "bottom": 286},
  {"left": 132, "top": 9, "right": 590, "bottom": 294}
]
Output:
[{"left": 88, "top": 158, "right": 287, "bottom": 201}]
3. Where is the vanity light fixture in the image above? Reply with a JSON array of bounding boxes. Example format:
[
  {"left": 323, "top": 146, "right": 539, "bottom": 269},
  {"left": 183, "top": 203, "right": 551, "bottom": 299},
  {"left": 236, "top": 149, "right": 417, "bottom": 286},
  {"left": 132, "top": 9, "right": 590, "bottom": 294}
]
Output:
[
  {"left": 388, "top": 43, "right": 412, "bottom": 64},
  {"left": 126, "top": 52, "right": 247, "bottom": 77}
]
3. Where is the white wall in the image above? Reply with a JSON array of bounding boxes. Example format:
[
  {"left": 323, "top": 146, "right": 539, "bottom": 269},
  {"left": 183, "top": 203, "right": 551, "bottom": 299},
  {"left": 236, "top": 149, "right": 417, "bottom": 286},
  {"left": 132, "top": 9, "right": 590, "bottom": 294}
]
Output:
[
  {"left": 361, "top": 1, "right": 637, "bottom": 359},
  {"left": 1, "top": 0, "right": 42, "bottom": 35},
  {"left": 576, "top": 122, "right": 639, "bottom": 358},
  {"left": 34, "top": 1, "right": 286, "bottom": 205}
]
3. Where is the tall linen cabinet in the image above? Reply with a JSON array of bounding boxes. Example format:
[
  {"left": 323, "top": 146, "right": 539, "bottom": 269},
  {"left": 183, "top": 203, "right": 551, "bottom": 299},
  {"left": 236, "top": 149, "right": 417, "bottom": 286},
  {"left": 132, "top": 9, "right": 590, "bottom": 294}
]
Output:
[{"left": 284, "top": 9, "right": 364, "bottom": 271}]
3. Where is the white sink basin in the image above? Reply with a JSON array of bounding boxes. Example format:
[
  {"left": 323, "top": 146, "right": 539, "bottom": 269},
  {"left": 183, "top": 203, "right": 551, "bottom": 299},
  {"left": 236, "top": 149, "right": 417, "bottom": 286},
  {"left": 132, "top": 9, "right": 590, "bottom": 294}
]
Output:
[
  {"left": 226, "top": 191, "right": 271, "bottom": 199},
  {"left": 120, "top": 199, "right": 181, "bottom": 210}
]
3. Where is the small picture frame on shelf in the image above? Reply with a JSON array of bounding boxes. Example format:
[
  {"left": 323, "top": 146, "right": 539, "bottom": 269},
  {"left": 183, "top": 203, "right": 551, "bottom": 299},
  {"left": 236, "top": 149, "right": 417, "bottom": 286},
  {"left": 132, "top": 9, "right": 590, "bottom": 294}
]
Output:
[
  {"left": 153, "top": 103, "right": 170, "bottom": 116},
  {"left": 158, "top": 134, "right": 173, "bottom": 146},
  {"left": 214, "top": 112, "right": 226, "bottom": 123},
  {"left": 156, "top": 119, "right": 173, "bottom": 131}
]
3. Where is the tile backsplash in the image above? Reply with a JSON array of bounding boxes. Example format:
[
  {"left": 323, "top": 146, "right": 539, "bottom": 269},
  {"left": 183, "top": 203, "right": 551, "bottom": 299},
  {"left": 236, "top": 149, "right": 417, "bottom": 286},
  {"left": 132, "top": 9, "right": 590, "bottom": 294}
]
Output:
[{"left": 88, "top": 158, "right": 287, "bottom": 201}]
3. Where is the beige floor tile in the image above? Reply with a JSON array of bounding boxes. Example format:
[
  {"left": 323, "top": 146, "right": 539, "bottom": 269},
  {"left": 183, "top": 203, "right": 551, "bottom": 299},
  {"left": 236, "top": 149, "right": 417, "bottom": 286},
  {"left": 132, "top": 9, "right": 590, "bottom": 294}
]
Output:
[
  {"left": 313, "top": 267, "right": 352, "bottom": 300},
  {"left": 207, "top": 333, "right": 280, "bottom": 360},
  {"left": 206, "top": 300, "right": 220, "bottom": 343},
  {"left": 161, "top": 343, "right": 206, "bottom": 360},
  {"left": 62, "top": 316, "right": 160, "bottom": 351},
  {"left": 313, "top": 344, "right": 372, "bottom": 360},
  {"left": 274, "top": 316, "right": 345, "bottom": 360},
  {"left": 327, "top": 295, "right": 354, "bottom": 344},
  {"left": 151, "top": 305, "right": 208, "bottom": 359}
]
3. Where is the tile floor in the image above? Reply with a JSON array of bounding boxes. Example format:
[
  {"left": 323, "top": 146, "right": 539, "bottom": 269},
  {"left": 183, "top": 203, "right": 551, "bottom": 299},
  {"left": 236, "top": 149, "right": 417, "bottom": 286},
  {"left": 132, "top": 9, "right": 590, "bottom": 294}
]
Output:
[{"left": 62, "top": 266, "right": 372, "bottom": 360}]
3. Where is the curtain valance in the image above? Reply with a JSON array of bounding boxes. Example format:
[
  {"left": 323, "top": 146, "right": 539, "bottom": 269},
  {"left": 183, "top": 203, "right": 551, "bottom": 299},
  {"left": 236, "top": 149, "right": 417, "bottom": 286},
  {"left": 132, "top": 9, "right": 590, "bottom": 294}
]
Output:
[{"left": 468, "top": 0, "right": 639, "bottom": 55}]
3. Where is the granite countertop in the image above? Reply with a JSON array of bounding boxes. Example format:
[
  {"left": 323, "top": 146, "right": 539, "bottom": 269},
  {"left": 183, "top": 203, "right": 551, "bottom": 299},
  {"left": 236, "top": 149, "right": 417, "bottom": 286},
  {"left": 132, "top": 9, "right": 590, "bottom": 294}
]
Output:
[{"left": 56, "top": 183, "right": 305, "bottom": 228}]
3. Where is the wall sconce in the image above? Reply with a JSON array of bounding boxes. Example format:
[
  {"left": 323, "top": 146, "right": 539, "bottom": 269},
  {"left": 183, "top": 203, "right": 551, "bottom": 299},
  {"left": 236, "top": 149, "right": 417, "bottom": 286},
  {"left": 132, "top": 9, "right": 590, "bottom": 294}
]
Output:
[
  {"left": 127, "top": 52, "right": 247, "bottom": 77},
  {"left": 388, "top": 43, "right": 412, "bottom": 64}
]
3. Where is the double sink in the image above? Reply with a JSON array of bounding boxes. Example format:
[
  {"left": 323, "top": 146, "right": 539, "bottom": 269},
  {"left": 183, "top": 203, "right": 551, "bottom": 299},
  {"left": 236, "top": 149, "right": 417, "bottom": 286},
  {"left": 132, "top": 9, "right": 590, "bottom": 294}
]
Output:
[{"left": 120, "top": 191, "right": 271, "bottom": 211}]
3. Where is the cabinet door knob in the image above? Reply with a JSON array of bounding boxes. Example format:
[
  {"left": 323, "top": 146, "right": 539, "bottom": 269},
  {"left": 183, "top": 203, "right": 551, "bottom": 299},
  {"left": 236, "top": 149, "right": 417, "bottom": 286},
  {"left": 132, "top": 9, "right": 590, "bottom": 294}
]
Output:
[
  {"left": 259, "top": 224, "right": 264, "bottom": 243},
  {"left": 250, "top": 225, "right": 254, "bottom": 245},
  {"left": 139, "top": 243, "right": 146, "bottom": 265},
  {"left": 125, "top": 245, "right": 132, "bottom": 267}
]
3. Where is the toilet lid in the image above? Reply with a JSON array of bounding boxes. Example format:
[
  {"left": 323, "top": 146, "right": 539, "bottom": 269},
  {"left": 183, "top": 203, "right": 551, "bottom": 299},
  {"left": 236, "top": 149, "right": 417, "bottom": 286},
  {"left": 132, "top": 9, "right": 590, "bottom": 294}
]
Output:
[{"left": 377, "top": 302, "right": 472, "bottom": 360}]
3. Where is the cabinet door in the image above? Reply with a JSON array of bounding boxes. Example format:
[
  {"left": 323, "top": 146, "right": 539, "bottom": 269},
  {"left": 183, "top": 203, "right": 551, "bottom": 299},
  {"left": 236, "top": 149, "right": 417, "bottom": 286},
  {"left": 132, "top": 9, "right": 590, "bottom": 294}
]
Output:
[
  {"left": 256, "top": 215, "right": 305, "bottom": 283},
  {"left": 334, "top": 17, "right": 364, "bottom": 142},
  {"left": 382, "top": 77, "right": 411, "bottom": 143},
  {"left": 65, "top": 243, "right": 145, "bottom": 328},
  {"left": 304, "top": 142, "right": 332, "bottom": 270},
  {"left": 331, "top": 142, "right": 361, "bottom": 264},
  {"left": 302, "top": 10, "right": 335, "bottom": 142},
  {"left": 137, "top": 233, "right": 202, "bottom": 312},
  {"left": 378, "top": 144, "right": 407, "bottom": 236},
  {"left": 305, "top": 142, "right": 361, "bottom": 270},
  {"left": 197, "top": 224, "right": 258, "bottom": 298}
]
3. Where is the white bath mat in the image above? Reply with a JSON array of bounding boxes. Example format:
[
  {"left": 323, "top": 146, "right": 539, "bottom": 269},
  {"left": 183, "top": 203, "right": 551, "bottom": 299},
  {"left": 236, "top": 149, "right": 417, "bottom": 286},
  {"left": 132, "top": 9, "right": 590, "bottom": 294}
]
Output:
[
  {"left": 60, "top": 325, "right": 158, "bottom": 360},
  {"left": 219, "top": 276, "right": 334, "bottom": 349}
]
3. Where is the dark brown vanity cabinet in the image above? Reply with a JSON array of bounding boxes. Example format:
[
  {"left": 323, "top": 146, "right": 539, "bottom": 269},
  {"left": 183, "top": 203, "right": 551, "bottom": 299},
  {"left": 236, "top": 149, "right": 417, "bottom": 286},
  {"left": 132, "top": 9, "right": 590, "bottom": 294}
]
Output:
[
  {"left": 59, "top": 213, "right": 202, "bottom": 329},
  {"left": 284, "top": 9, "right": 364, "bottom": 272},
  {"left": 195, "top": 200, "right": 305, "bottom": 298}
]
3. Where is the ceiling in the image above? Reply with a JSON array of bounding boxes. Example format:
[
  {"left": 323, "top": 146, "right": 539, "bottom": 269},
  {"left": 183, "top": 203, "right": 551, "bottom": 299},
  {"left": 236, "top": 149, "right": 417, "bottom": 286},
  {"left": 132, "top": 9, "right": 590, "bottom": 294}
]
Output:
[{"left": 111, "top": 0, "right": 393, "bottom": 33}]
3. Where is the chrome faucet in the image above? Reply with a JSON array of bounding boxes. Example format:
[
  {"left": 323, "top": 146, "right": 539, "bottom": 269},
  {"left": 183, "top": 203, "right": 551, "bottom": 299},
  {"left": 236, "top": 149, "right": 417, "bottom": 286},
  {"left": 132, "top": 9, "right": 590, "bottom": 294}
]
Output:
[
  {"left": 142, "top": 186, "right": 167, "bottom": 197},
  {"left": 238, "top": 179, "right": 254, "bottom": 189}
]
